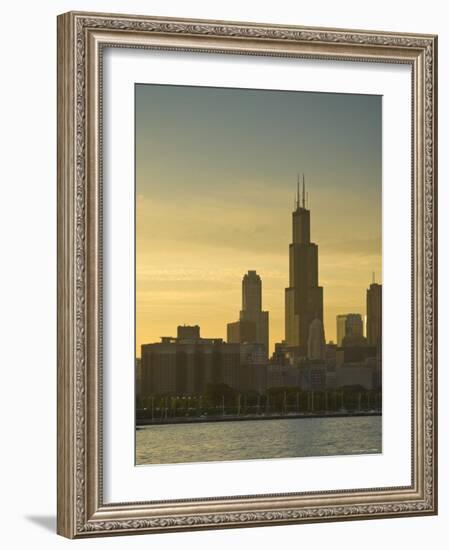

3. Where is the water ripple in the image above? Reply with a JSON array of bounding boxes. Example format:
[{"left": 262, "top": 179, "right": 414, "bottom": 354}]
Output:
[{"left": 136, "top": 416, "right": 382, "bottom": 465}]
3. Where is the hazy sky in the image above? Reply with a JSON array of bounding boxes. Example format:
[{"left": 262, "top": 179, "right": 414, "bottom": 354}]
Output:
[{"left": 135, "top": 84, "right": 382, "bottom": 356}]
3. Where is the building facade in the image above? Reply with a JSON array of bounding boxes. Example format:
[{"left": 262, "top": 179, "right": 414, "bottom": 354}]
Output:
[
  {"left": 141, "top": 326, "right": 241, "bottom": 397},
  {"left": 141, "top": 327, "right": 271, "bottom": 397}
]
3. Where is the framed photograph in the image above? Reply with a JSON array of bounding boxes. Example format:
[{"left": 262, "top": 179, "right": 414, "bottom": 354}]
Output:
[{"left": 57, "top": 11, "right": 438, "bottom": 538}]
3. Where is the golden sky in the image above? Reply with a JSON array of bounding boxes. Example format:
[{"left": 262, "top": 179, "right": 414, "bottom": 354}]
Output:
[{"left": 135, "top": 85, "right": 382, "bottom": 356}]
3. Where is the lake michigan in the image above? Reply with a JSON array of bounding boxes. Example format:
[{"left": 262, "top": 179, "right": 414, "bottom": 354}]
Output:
[{"left": 136, "top": 415, "right": 382, "bottom": 465}]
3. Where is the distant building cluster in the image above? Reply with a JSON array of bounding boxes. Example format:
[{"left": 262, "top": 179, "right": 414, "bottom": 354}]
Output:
[{"left": 138, "top": 176, "right": 382, "bottom": 399}]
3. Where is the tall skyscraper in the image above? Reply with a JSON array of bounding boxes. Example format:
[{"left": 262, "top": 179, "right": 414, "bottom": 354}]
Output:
[
  {"left": 285, "top": 176, "right": 323, "bottom": 355},
  {"left": 242, "top": 270, "right": 262, "bottom": 313},
  {"left": 337, "top": 313, "right": 364, "bottom": 347},
  {"left": 227, "top": 271, "right": 269, "bottom": 358},
  {"left": 367, "top": 282, "right": 382, "bottom": 348}
]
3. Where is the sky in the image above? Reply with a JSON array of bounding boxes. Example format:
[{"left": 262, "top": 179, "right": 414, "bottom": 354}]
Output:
[{"left": 135, "top": 84, "right": 382, "bottom": 356}]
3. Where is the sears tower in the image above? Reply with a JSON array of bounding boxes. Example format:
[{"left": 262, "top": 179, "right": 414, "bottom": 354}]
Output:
[{"left": 285, "top": 175, "right": 323, "bottom": 355}]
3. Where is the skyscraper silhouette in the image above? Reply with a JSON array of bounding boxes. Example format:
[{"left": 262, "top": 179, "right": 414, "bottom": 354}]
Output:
[
  {"left": 242, "top": 270, "right": 262, "bottom": 313},
  {"left": 227, "top": 271, "right": 269, "bottom": 358},
  {"left": 367, "top": 282, "right": 382, "bottom": 349},
  {"left": 285, "top": 175, "right": 323, "bottom": 355}
]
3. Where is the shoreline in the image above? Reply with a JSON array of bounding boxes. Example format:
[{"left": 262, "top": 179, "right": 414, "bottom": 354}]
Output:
[{"left": 136, "top": 410, "right": 382, "bottom": 427}]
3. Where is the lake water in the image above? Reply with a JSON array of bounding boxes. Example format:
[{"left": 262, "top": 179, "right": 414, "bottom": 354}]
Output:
[{"left": 136, "top": 415, "right": 382, "bottom": 465}]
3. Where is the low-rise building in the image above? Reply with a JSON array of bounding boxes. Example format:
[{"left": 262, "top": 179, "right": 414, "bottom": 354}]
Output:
[{"left": 141, "top": 326, "right": 240, "bottom": 396}]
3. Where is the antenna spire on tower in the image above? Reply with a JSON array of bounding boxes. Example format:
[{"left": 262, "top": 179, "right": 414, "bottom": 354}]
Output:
[
  {"left": 296, "top": 174, "right": 300, "bottom": 209},
  {"left": 372, "top": 271, "right": 375, "bottom": 284},
  {"left": 302, "top": 174, "right": 306, "bottom": 209}
]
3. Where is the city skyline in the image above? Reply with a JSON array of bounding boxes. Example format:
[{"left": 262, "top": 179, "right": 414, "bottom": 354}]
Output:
[
  {"left": 136, "top": 199, "right": 380, "bottom": 356},
  {"left": 136, "top": 84, "right": 382, "bottom": 355},
  {"left": 138, "top": 271, "right": 379, "bottom": 355}
]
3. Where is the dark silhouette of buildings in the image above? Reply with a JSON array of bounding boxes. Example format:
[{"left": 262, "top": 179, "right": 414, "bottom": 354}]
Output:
[
  {"left": 271, "top": 342, "right": 290, "bottom": 366},
  {"left": 367, "top": 282, "right": 382, "bottom": 349},
  {"left": 141, "top": 325, "right": 269, "bottom": 397},
  {"left": 139, "top": 322, "right": 381, "bottom": 399},
  {"left": 337, "top": 345, "right": 377, "bottom": 364},
  {"left": 141, "top": 325, "right": 241, "bottom": 396},
  {"left": 227, "top": 271, "right": 269, "bottom": 358},
  {"left": 337, "top": 313, "right": 366, "bottom": 347},
  {"left": 285, "top": 175, "right": 323, "bottom": 355},
  {"left": 137, "top": 179, "right": 383, "bottom": 403}
]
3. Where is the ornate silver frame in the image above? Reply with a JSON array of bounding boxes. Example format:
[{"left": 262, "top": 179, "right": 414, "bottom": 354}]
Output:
[{"left": 57, "top": 11, "right": 438, "bottom": 538}]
